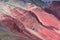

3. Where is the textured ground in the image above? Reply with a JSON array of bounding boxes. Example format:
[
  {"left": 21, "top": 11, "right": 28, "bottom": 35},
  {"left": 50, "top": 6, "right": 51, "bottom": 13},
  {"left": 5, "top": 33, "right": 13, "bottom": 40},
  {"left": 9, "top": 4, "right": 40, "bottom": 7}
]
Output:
[{"left": 0, "top": 0, "right": 60, "bottom": 40}]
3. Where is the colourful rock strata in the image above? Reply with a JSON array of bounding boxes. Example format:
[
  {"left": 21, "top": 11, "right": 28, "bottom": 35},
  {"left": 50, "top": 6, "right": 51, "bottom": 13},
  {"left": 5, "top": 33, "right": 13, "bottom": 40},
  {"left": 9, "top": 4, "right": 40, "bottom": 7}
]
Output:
[{"left": 0, "top": 1, "right": 60, "bottom": 40}]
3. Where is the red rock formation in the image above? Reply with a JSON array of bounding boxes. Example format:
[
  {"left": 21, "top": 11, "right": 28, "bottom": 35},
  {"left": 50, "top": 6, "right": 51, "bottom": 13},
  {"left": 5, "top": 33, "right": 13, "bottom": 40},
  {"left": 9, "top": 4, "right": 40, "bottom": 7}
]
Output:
[
  {"left": 2, "top": 4, "right": 60, "bottom": 40},
  {"left": 0, "top": 13, "right": 23, "bottom": 33},
  {"left": 27, "top": 3, "right": 60, "bottom": 29},
  {"left": 2, "top": 5, "right": 45, "bottom": 40},
  {"left": 0, "top": 13, "right": 38, "bottom": 40}
]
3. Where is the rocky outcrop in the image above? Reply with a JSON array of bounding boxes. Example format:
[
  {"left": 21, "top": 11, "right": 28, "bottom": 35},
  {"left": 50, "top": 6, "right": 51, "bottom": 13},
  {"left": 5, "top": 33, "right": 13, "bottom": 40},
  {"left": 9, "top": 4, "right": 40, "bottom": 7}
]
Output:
[
  {"left": 0, "top": 3, "right": 60, "bottom": 40},
  {"left": 0, "top": 0, "right": 60, "bottom": 39},
  {"left": 27, "top": 3, "right": 60, "bottom": 29}
]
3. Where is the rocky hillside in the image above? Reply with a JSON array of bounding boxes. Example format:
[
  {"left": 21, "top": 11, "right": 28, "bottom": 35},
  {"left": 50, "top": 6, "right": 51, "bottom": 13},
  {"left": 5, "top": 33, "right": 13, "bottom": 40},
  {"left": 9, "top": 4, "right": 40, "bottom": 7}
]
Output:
[{"left": 0, "top": 0, "right": 60, "bottom": 40}]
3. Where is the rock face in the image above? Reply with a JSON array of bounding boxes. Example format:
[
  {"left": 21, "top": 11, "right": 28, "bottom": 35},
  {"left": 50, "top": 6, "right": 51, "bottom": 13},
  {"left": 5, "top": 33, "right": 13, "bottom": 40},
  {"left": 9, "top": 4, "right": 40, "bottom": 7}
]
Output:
[
  {"left": 0, "top": 1, "right": 60, "bottom": 40},
  {"left": 0, "top": 12, "right": 36, "bottom": 40},
  {"left": 0, "top": 13, "right": 24, "bottom": 33},
  {"left": 27, "top": 3, "right": 60, "bottom": 29}
]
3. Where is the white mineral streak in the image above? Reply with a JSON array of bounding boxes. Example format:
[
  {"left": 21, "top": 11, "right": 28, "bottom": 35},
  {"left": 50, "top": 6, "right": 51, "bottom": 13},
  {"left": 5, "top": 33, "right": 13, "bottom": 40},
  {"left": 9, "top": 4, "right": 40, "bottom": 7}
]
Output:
[{"left": 25, "top": 26, "right": 46, "bottom": 40}]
